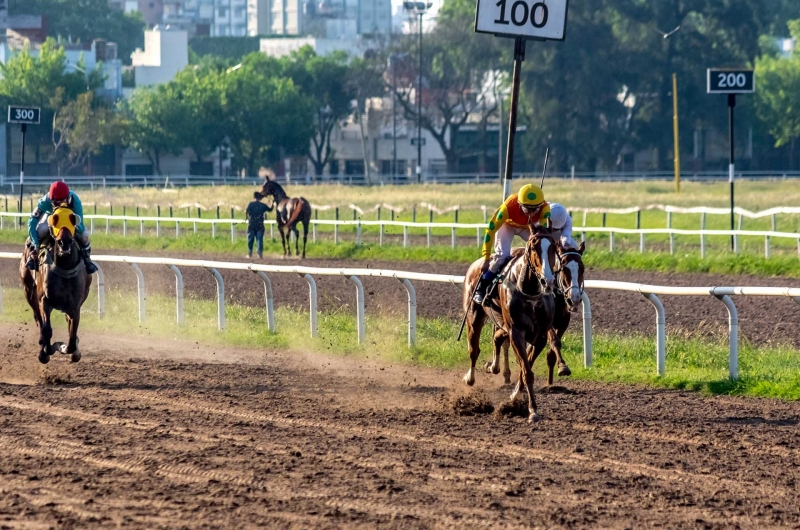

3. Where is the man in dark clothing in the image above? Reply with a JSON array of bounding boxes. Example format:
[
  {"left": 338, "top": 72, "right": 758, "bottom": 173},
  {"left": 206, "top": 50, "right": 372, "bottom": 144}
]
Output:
[{"left": 246, "top": 192, "right": 272, "bottom": 258}]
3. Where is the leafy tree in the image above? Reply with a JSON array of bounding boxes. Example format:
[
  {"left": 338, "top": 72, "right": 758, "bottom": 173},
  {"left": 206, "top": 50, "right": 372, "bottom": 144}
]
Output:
[
  {"left": 280, "top": 47, "right": 357, "bottom": 177},
  {"left": 221, "top": 53, "right": 313, "bottom": 176},
  {"left": 10, "top": 0, "right": 145, "bottom": 65},
  {"left": 384, "top": 0, "right": 506, "bottom": 174},
  {"left": 0, "top": 39, "right": 102, "bottom": 111},
  {"left": 755, "top": 20, "right": 800, "bottom": 169},
  {"left": 51, "top": 89, "right": 119, "bottom": 175},
  {"left": 171, "top": 66, "right": 226, "bottom": 163},
  {"left": 121, "top": 85, "right": 186, "bottom": 175}
]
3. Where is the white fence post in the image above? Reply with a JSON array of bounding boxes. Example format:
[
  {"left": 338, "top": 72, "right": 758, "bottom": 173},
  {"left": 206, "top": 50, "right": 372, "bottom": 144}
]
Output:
[
  {"left": 700, "top": 212, "right": 706, "bottom": 259},
  {"left": 95, "top": 265, "right": 105, "bottom": 317},
  {"left": 207, "top": 267, "right": 225, "bottom": 331},
  {"left": 230, "top": 222, "right": 235, "bottom": 243},
  {"left": 451, "top": 227, "right": 456, "bottom": 249},
  {"left": 334, "top": 223, "right": 339, "bottom": 245},
  {"left": 609, "top": 231, "right": 615, "bottom": 252},
  {"left": 348, "top": 275, "right": 365, "bottom": 344},
  {"left": 379, "top": 223, "right": 384, "bottom": 246},
  {"left": 403, "top": 226, "right": 409, "bottom": 248},
  {"left": 765, "top": 235, "right": 770, "bottom": 259},
  {"left": 581, "top": 292, "right": 592, "bottom": 368},
  {"left": 356, "top": 221, "right": 362, "bottom": 245},
  {"left": 128, "top": 262, "right": 146, "bottom": 323},
  {"left": 642, "top": 292, "right": 665, "bottom": 376},
  {"left": 301, "top": 273, "right": 318, "bottom": 338},
  {"left": 176, "top": 221, "right": 180, "bottom": 238},
  {"left": 400, "top": 278, "right": 417, "bottom": 347},
  {"left": 667, "top": 212, "right": 674, "bottom": 255},
  {"left": 714, "top": 294, "right": 739, "bottom": 380},
  {"left": 253, "top": 270, "right": 276, "bottom": 332},
  {"left": 167, "top": 265, "right": 184, "bottom": 326}
]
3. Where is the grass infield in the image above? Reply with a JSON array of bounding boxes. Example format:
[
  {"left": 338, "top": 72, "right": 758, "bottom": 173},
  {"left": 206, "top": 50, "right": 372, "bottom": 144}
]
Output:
[{"left": 2, "top": 289, "right": 798, "bottom": 400}]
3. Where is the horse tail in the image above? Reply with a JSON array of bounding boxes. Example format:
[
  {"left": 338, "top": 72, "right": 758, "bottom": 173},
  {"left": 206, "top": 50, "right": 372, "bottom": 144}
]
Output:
[{"left": 286, "top": 198, "right": 310, "bottom": 231}]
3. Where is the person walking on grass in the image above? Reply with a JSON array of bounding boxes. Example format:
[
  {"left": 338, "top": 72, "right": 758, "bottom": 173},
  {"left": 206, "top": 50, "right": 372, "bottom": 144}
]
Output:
[{"left": 246, "top": 192, "right": 272, "bottom": 259}]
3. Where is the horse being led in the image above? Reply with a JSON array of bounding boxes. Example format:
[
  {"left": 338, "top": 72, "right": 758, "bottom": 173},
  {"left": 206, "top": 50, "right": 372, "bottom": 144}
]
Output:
[
  {"left": 462, "top": 226, "right": 557, "bottom": 423},
  {"left": 20, "top": 207, "right": 92, "bottom": 364},
  {"left": 260, "top": 179, "right": 312, "bottom": 258}
]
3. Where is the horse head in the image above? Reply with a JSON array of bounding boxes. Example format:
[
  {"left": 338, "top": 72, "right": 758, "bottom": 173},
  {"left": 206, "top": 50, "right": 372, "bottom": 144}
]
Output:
[
  {"left": 48, "top": 207, "right": 79, "bottom": 258},
  {"left": 556, "top": 241, "right": 585, "bottom": 312},
  {"left": 260, "top": 178, "right": 286, "bottom": 202},
  {"left": 526, "top": 225, "right": 557, "bottom": 295}
]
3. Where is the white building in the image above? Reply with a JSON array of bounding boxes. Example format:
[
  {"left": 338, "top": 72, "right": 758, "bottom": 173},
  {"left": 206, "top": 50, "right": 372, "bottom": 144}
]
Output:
[
  {"left": 259, "top": 0, "right": 390, "bottom": 38},
  {"left": 213, "top": 0, "right": 249, "bottom": 36},
  {"left": 247, "top": 0, "right": 270, "bottom": 35},
  {"left": 131, "top": 27, "right": 189, "bottom": 86},
  {"left": 260, "top": 36, "right": 362, "bottom": 57}
]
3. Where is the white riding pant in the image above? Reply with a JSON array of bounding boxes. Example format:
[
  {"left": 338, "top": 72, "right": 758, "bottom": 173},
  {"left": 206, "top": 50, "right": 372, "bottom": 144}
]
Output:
[
  {"left": 36, "top": 215, "right": 90, "bottom": 246},
  {"left": 489, "top": 224, "right": 530, "bottom": 274}
]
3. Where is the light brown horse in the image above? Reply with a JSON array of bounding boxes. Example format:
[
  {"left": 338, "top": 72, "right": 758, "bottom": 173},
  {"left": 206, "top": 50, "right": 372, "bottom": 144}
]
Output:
[
  {"left": 485, "top": 241, "right": 586, "bottom": 387},
  {"left": 20, "top": 208, "right": 92, "bottom": 364},
  {"left": 260, "top": 179, "right": 312, "bottom": 258},
  {"left": 462, "top": 226, "right": 557, "bottom": 423}
]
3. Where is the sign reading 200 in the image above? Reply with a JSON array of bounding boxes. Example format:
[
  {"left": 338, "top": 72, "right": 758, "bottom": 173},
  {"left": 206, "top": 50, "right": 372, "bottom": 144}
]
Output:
[{"left": 493, "top": 0, "right": 548, "bottom": 28}]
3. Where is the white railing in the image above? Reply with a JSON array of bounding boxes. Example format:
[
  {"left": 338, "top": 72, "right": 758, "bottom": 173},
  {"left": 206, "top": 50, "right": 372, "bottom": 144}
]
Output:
[
  {"left": 2, "top": 211, "right": 798, "bottom": 257},
  {"left": 1, "top": 252, "right": 799, "bottom": 381}
]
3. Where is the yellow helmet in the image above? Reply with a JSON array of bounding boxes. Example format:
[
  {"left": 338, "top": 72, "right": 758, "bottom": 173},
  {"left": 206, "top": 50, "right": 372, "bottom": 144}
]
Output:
[{"left": 517, "top": 184, "right": 545, "bottom": 207}]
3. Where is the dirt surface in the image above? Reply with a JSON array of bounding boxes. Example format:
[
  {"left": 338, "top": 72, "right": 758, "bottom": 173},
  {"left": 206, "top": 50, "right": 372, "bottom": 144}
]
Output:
[
  {"left": 1, "top": 325, "right": 799, "bottom": 528},
  {"left": 3, "top": 247, "right": 799, "bottom": 347}
]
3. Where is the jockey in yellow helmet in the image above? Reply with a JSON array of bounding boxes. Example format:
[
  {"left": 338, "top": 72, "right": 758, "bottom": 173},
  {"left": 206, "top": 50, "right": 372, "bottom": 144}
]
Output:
[{"left": 473, "top": 184, "right": 551, "bottom": 304}]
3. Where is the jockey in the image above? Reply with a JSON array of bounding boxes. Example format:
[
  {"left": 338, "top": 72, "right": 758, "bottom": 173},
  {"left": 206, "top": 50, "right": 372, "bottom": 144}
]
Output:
[
  {"left": 25, "top": 182, "right": 98, "bottom": 274},
  {"left": 473, "top": 184, "right": 550, "bottom": 304},
  {"left": 547, "top": 203, "right": 579, "bottom": 250}
]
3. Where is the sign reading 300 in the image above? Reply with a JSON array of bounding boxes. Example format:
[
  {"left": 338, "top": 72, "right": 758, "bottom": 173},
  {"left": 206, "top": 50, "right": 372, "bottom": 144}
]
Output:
[{"left": 475, "top": 0, "right": 568, "bottom": 41}]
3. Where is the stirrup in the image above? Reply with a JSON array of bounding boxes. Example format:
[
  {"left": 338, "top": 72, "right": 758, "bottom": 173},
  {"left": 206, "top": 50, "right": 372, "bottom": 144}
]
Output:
[
  {"left": 85, "top": 260, "right": 98, "bottom": 274},
  {"left": 26, "top": 257, "right": 38, "bottom": 271}
]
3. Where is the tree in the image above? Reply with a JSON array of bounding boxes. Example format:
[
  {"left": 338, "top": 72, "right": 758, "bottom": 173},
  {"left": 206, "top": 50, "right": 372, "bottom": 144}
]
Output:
[
  {"left": 121, "top": 85, "right": 186, "bottom": 175},
  {"left": 221, "top": 53, "right": 313, "bottom": 176},
  {"left": 385, "top": 0, "right": 505, "bottom": 173},
  {"left": 755, "top": 20, "right": 800, "bottom": 169},
  {"left": 171, "top": 66, "right": 226, "bottom": 163},
  {"left": 51, "top": 89, "right": 119, "bottom": 175},
  {"left": 281, "top": 47, "right": 357, "bottom": 177},
  {"left": 10, "top": 0, "right": 145, "bottom": 65}
]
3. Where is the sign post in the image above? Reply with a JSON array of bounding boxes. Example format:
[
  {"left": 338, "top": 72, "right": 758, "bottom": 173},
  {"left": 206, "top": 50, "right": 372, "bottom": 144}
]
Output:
[
  {"left": 8, "top": 106, "right": 41, "bottom": 213},
  {"left": 707, "top": 69, "right": 754, "bottom": 251},
  {"left": 475, "top": 0, "right": 568, "bottom": 201}
]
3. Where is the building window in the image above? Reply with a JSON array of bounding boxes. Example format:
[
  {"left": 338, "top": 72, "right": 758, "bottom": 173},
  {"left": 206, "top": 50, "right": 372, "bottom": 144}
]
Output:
[
  {"left": 345, "top": 160, "right": 365, "bottom": 175},
  {"left": 235, "top": 7, "right": 245, "bottom": 17},
  {"left": 126, "top": 164, "right": 154, "bottom": 176},
  {"left": 328, "top": 160, "right": 339, "bottom": 175},
  {"left": 218, "top": 7, "right": 227, "bottom": 17}
]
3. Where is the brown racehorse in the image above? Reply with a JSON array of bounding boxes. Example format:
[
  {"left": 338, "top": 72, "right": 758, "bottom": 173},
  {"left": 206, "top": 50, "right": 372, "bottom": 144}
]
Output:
[
  {"left": 20, "top": 208, "right": 92, "bottom": 364},
  {"left": 260, "top": 179, "right": 312, "bottom": 258},
  {"left": 485, "top": 241, "right": 586, "bottom": 387},
  {"left": 462, "top": 226, "right": 557, "bottom": 423}
]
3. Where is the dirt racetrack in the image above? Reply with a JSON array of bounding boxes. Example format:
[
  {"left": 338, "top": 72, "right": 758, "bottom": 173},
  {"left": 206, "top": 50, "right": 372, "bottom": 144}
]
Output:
[{"left": 2, "top": 324, "right": 800, "bottom": 529}]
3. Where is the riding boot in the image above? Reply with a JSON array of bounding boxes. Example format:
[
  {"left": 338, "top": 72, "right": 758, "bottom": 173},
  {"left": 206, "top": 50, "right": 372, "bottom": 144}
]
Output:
[
  {"left": 473, "top": 271, "right": 496, "bottom": 305},
  {"left": 25, "top": 239, "right": 38, "bottom": 271},
  {"left": 81, "top": 244, "right": 99, "bottom": 274}
]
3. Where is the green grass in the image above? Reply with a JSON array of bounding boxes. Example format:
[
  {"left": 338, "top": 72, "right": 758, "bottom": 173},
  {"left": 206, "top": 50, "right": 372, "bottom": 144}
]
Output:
[{"left": 2, "top": 288, "right": 799, "bottom": 400}]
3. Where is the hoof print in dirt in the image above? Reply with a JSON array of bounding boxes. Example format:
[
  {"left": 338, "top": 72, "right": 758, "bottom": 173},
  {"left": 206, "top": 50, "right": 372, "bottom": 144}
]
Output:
[
  {"left": 448, "top": 390, "right": 495, "bottom": 416},
  {"left": 538, "top": 385, "right": 574, "bottom": 395},
  {"left": 40, "top": 371, "right": 72, "bottom": 386}
]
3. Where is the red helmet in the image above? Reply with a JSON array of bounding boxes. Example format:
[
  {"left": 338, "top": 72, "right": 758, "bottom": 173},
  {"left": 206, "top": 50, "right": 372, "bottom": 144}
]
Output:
[{"left": 49, "top": 182, "right": 70, "bottom": 201}]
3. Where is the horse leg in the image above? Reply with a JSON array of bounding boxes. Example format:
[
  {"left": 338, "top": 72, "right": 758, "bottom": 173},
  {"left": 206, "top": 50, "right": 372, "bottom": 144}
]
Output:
[
  {"left": 66, "top": 312, "right": 82, "bottom": 363},
  {"left": 484, "top": 326, "right": 505, "bottom": 376},
  {"left": 38, "top": 302, "right": 53, "bottom": 364},
  {"left": 508, "top": 327, "right": 539, "bottom": 423},
  {"left": 555, "top": 317, "right": 572, "bottom": 377},
  {"left": 278, "top": 225, "right": 288, "bottom": 257},
  {"left": 22, "top": 276, "right": 42, "bottom": 330},
  {"left": 502, "top": 337, "right": 512, "bottom": 385},
  {"left": 294, "top": 226, "right": 300, "bottom": 256},
  {"left": 463, "top": 306, "right": 486, "bottom": 386}
]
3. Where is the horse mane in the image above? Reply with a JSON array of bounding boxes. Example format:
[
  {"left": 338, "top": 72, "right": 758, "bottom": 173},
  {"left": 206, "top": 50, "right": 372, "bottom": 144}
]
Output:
[{"left": 264, "top": 179, "right": 288, "bottom": 201}]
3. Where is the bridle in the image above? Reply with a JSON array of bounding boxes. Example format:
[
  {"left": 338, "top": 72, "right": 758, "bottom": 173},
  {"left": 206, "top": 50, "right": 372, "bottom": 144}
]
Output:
[
  {"left": 553, "top": 250, "right": 585, "bottom": 303},
  {"left": 523, "top": 232, "right": 555, "bottom": 293}
]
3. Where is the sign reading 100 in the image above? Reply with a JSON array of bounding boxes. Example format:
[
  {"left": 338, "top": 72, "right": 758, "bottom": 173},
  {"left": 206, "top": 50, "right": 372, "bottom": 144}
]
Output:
[
  {"left": 494, "top": 0, "right": 548, "bottom": 28},
  {"left": 474, "top": 0, "right": 568, "bottom": 41}
]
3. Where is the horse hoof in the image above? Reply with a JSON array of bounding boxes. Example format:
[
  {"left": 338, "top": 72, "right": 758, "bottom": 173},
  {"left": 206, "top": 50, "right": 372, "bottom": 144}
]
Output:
[
  {"left": 482, "top": 361, "right": 499, "bottom": 375},
  {"left": 558, "top": 365, "right": 572, "bottom": 377},
  {"left": 70, "top": 350, "right": 81, "bottom": 363},
  {"left": 528, "top": 412, "right": 541, "bottom": 424},
  {"left": 38, "top": 351, "right": 50, "bottom": 364},
  {"left": 463, "top": 372, "right": 475, "bottom": 387}
]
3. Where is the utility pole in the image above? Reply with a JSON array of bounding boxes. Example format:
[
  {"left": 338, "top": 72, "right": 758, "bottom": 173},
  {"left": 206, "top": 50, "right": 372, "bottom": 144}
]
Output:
[
  {"left": 403, "top": 1, "right": 431, "bottom": 183},
  {"left": 672, "top": 73, "right": 680, "bottom": 193}
]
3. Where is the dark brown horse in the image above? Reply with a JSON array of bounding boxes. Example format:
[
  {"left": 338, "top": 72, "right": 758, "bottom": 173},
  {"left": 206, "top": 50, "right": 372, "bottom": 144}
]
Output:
[
  {"left": 20, "top": 208, "right": 92, "bottom": 364},
  {"left": 484, "top": 241, "right": 586, "bottom": 387},
  {"left": 260, "top": 179, "right": 312, "bottom": 258},
  {"left": 462, "top": 226, "right": 557, "bottom": 423}
]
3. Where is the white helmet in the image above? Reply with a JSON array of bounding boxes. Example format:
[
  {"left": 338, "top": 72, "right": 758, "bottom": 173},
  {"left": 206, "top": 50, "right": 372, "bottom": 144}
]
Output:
[{"left": 549, "top": 203, "right": 569, "bottom": 230}]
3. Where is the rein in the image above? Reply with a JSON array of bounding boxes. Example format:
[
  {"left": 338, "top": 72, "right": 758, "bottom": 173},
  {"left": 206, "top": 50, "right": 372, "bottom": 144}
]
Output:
[{"left": 554, "top": 250, "right": 585, "bottom": 299}]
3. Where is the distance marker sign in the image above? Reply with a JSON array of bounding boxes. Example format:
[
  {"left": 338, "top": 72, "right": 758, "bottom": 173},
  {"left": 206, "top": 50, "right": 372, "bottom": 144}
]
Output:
[
  {"left": 7, "top": 106, "right": 41, "bottom": 124},
  {"left": 707, "top": 69, "right": 755, "bottom": 94},
  {"left": 475, "top": 0, "right": 568, "bottom": 41}
]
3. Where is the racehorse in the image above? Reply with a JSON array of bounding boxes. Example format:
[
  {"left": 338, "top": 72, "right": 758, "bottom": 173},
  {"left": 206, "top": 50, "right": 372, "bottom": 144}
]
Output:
[
  {"left": 260, "top": 178, "right": 312, "bottom": 258},
  {"left": 20, "top": 208, "right": 92, "bottom": 364},
  {"left": 462, "top": 226, "right": 557, "bottom": 423},
  {"left": 484, "top": 241, "right": 586, "bottom": 387}
]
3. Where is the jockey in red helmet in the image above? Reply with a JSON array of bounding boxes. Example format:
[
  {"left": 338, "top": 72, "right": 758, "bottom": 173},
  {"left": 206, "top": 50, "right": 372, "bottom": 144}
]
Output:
[{"left": 25, "top": 181, "right": 97, "bottom": 274}]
